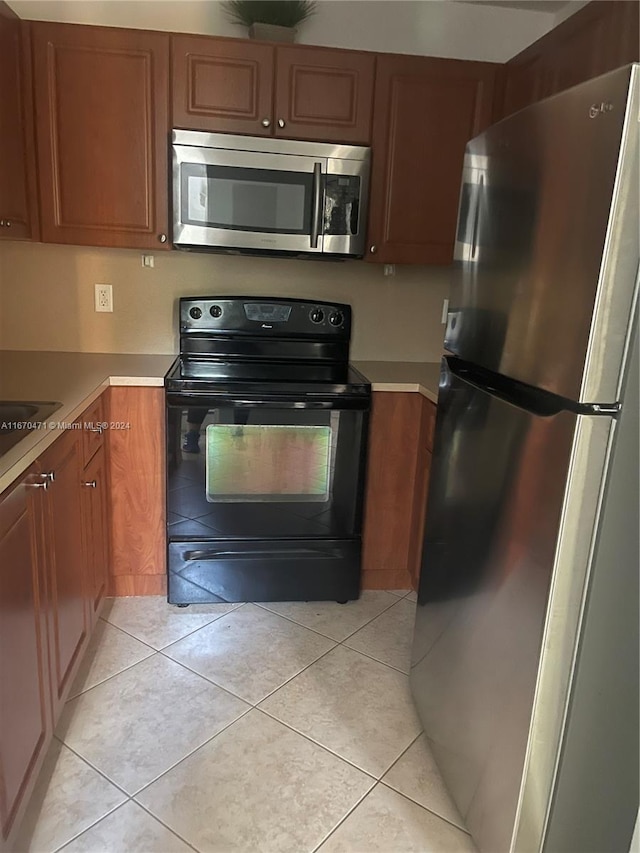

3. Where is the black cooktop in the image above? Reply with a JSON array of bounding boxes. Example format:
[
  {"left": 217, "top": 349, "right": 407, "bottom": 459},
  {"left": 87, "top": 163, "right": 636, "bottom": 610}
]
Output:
[{"left": 166, "top": 296, "right": 370, "bottom": 399}]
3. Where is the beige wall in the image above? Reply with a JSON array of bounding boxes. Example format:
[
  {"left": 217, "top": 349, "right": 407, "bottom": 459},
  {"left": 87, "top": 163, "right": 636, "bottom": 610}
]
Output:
[
  {"left": 0, "top": 241, "right": 449, "bottom": 361},
  {"left": 7, "top": 0, "right": 556, "bottom": 63}
]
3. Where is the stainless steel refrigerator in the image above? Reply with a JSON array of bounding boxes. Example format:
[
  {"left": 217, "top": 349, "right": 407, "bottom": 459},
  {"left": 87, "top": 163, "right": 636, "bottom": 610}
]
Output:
[{"left": 410, "top": 64, "right": 639, "bottom": 853}]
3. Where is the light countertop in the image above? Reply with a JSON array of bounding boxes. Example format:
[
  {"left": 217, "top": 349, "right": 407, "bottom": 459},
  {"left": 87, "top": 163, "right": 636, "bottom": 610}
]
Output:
[
  {"left": 353, "top": 361, "right": 441, "bottom": 403},
  {"left": 0, "top": 352, "right": 441, "bottom": 494},
  {"left": 0, "top": 351, "right": 175, "bottom": 493}
]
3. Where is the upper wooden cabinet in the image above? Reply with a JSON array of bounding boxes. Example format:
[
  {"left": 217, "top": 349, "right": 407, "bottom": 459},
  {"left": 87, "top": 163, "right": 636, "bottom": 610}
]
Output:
[
  {"left": 273, "top": 45, "right": 375, "bottom": 143},
  {"left": 0, "top": 7, "right": 38, "bottom": 241},
  {"left": 366, "top": 55, "right": 498, "bottom": 265},
  {"left": 32, "top": 22, "right": 171, "bottom": 250},
  {"left": 502, "top": 1, "right": 639, "bottom": 117},
  {"left": 172, "top": 35, "right": 375, "bottom": 144}
]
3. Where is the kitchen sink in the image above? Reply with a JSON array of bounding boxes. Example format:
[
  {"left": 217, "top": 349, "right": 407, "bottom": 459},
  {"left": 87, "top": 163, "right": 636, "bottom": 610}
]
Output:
[{"left": 0, "top": 400, "right": 63, "bottom": 457}]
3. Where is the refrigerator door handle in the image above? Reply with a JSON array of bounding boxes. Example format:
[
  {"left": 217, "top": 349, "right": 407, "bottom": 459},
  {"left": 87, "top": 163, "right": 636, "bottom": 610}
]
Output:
[{"left": 471, "top": 174, "right": 483, "bottom": 260}]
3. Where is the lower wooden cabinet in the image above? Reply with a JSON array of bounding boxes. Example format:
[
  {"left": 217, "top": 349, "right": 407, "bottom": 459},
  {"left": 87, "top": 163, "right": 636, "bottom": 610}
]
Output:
[
  {"left": 0, "top": 394, "right": 111, "bottom": 845},
  {"left": 38, "top": 428, "right": 89, "bottom": 720},
  {"left": 107, "top": 386, "right": 166, "bottom": 596},
  {"left": 0, "top": 465, "right": 51, "bottom": 846},
  {"left": 362, "top": 392, "right": 436, "bottom": 591},
  {"left": 80, "top": 443, "right": 110, "bottom": 624}
]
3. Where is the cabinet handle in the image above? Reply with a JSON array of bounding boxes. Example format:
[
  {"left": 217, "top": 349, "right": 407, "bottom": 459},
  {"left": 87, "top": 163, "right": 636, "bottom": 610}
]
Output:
[
  {"left": 82, "top": 480, "right": 97, "bottom": 488},
  {"left": 158, "top": 233, "right": 167, "bottom": 243},
  {"left": 26, "top": 481, "right": 48, "bottom": 490},
  {"left": 261, "top": 118, "right": 271, "bottom": 128},
  {"left": 369, "top": 245, "right": 377, "bottom": 254},
  {"left": 41, "top": 471, "right": 55, "bottom": 482},
  {"left": 277, "top": 118, "right": 286, "bottom": 128},
  {"left": 88, "top": 425, "right": 104, "bottom": 434}
]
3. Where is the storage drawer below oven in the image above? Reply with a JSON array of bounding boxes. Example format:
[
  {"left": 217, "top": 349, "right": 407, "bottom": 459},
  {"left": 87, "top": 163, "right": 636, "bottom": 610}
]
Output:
[{"left": 168, "top": 538, "right": 361, "bottom": 604}]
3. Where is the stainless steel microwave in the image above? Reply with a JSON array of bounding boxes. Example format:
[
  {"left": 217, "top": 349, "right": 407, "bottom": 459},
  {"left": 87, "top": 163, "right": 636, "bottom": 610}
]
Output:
[{"left": 171, "top": 130, "right": 370, "bottom": 258}]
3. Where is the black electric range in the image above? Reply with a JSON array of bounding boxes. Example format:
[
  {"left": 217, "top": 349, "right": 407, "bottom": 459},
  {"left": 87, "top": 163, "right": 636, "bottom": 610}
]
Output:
[{"left": 164, "top": 296, "right": 371, "bottom": 605}]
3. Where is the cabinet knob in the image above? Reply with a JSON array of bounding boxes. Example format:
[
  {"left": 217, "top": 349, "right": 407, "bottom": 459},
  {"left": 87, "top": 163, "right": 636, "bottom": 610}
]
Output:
[
  {"left": 277, "top": 118, "right": 286, "bottom": 129},
  {"left": 5, "top": 221, "right": 10, "bottom": 227},
  {"left": 158, "top": 233, "right": 167, "bottom": 243},
  {"left": 261, "top": 118, "right": 271, "bottom": 128},
  {"left": 369, "top": 245, "right": 377, "bottom": 254},
  {"left": 82, "top": 480, "right": 97, "bottom": 488},
  {"left": 0, "top": 220, "right": 4, "bottom": 226}
]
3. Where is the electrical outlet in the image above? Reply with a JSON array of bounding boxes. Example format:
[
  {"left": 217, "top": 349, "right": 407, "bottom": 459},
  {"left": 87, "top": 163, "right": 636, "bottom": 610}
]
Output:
[{"left": 95, "top": 283, "right": 113, "bottom": 313}]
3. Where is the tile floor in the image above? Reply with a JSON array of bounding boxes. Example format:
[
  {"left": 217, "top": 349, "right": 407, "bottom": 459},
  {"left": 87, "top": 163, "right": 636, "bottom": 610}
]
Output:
[{"left": 17, "top": 590, "right": 475, "bottom": 853}]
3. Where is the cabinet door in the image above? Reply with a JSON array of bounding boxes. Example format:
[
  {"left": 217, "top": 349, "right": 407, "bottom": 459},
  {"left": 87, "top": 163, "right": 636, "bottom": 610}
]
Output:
[
  {"left": 502, "top": 1, "right": 639, "bottom": 118},
  {"left": 0, "top": 466, "right": 51, "bottom": 843},
  {"left": 108, "top": 387, "right": 166, "bottom": 596},
  {"left": 40, "top": 429, "right": 88, "bottom": 717},
  {"left": 32, "top": 22, "right": 170, "bottom": 250},
  {"left": 274, "top": 46, "right": 375, "bottom": 144},
  {"left": 0, "top": 11, "right": 38, "bottom": 241},
  {"left": 172, "top": 35, "right": 275, "bottom": 135},
  {"left": 81, "top": 444, "right": 109, "bottom": 623},
  {"left": 362, "top": 393, "right": 434, "bottom": 590},
  {"left": 366, "top": 55, "right": 497, "bottom": 265}
]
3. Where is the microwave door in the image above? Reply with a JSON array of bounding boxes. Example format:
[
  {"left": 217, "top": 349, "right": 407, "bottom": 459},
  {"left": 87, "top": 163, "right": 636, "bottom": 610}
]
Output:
[
  {"left": 323, "top": 156, "right": 370, "bottom": 257},
  {"left": 173, "top": 146, "right": 326, "bottom": 254}
]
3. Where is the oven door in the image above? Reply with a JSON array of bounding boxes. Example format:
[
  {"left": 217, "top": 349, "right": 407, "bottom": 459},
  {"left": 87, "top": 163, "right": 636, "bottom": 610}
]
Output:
[
  {"left": 173, "top": 145, "right": 327, "bottom": 254},
  {"left": 166, "top": 393, "right": 369, "bottom": 603}
]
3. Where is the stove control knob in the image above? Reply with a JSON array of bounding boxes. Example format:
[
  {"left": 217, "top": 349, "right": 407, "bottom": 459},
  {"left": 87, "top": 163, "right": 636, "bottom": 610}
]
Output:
[
  {"left": 310, "top": 308, "right": 324, "bottom": 324},
  {"left": 329, "top": 311, "right": 344, "bottom": 327},
  {"left": 189, "top": 306, "right": 202, "bottom": 320},
  {"left": 209, "top": 305, "right": 222, "bottom": 318}
]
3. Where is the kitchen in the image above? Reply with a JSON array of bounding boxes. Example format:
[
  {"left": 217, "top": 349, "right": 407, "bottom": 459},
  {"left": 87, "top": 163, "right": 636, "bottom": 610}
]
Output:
[{"left": 0, "top": 1, "right": 638, "bottom": 851}]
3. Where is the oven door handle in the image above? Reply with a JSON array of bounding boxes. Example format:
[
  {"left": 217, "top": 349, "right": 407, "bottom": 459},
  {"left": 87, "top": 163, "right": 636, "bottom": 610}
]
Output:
[
  {"left": 310, "top": 162, "right": 323, "bottom": 249},
  {"left": 166, "top": 393, "right": 369, "bottom": 411}
]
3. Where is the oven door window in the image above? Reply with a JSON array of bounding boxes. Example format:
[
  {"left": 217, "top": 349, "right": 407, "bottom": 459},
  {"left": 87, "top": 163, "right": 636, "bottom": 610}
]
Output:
[
  {"left": 167, "top": 403, "right": 366, "bottom": 539},
  {"left": 205, "top": 424, "right": 332, "bottom": 502},
  {"left": 181, "top": 163, "right": 313, "bottom": 234}
]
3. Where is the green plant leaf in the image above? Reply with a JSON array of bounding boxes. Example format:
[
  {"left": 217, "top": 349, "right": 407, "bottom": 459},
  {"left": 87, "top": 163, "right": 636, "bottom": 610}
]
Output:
[{"left": 223, "top": 0, "right": 317, "bottom": 28}]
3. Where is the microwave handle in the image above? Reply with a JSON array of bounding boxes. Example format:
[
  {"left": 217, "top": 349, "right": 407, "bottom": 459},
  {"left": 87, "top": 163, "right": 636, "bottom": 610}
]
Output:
[{"left": 310, "top": 162, "right": 323, "bottom": 249}]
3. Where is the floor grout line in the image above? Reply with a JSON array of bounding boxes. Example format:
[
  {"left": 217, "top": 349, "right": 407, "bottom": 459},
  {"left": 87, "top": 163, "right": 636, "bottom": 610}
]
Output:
[
  {"left": 52, "top": 799, "right": 130, "bottom": 853},
  {"left": 41, "top": 594, "right": 438, "bottom": 853},
  {"left": 132, "top": 800, "right": 201, "bottom": 853},
  {"left": 130, "top": 704, "right": 255, "bottom": 799},
  {"left": 377, "top": 779, "right": 472, "bottom": 836}
]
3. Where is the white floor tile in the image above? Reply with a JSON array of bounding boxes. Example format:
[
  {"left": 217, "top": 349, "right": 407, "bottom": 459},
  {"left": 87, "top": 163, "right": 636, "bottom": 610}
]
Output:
[
  {"left": 59, "top": 800, "right": 193, "bottom": 852},
  {"left": 260, "top": 645, "right": 422, "bottom": 778},
  {"left": 163, "top": 603, "right": 335, "bottom": 704},
  {"left": 318, "top": 784, "right": 476, "bottom": 852},
  {"left": 14, "top": 740, "right": 126, "bottom": 853},
  {"left": 103, "top": 595, "right": 241, "bottom": 649},
  {"left": 344, "top": 597, "right": 416, "bottom": 673},
  {"left": 68, "top": 620, "right": 154, "bottom": 699},
  {"left": 57, "top": 654, "right": 249, "bottom": 793},
  {"left": 137, "top": 709, "right": 374, "bottom": 853},
  {"left": 383, "top": 734, "right": 466, "bottom": 829},
  {"left": 258, "top": 590, "right": 399, "bottom": 641}
]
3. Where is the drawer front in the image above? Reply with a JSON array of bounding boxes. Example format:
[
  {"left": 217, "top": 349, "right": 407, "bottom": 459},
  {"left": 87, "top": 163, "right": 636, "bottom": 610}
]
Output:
[{"left": 81, "top": 395, "right": 105, "bottom": 466}]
